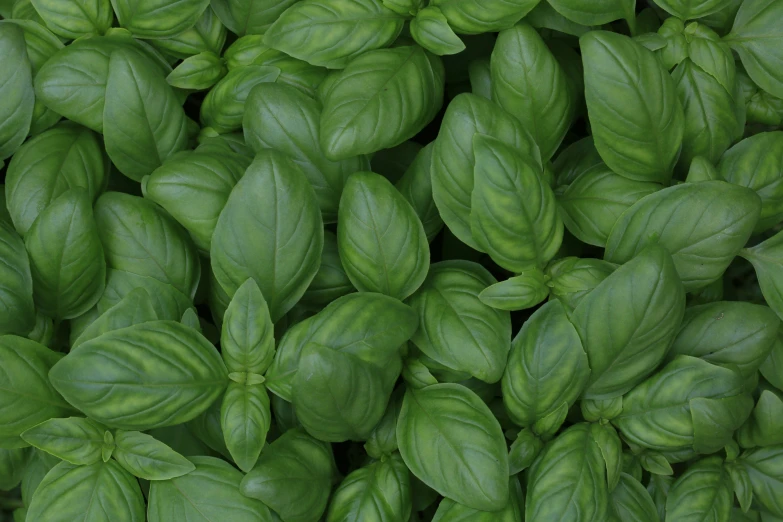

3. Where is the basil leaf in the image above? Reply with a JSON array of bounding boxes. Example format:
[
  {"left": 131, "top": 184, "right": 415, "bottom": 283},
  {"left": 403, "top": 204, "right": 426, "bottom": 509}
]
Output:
[
  {"left": 166, "top": 51, "right": 226, "bottom": 90},
  {"left": 240, "top": 428, "right": 335, "bottom": 522},
  {"left": 21, "top": 417, "right": 105, "bottom": 465},
  {"left": 411, "top": 6, "right": 466, "bottom": 56},
  {"left": 337, "top": 171, "right": 430, "bottom": 300},
  {"left": 397, "top": 383, "right": 509, "bottom": 511},
  {"left": 0, "top": 23, "right": 34, "bottom": 161},
  {"left": 264, "top": 0, "right": 404, "bottom": 69},
  {"left": 220, "top": 382, "right": 270, "bottom": 471},
  {"left": 112, "top": 0, "right": 210, "bottom": 38},
  {"left": 665, "top": 457, "right": 733, "bottom": 521},
  {"left": 738, "top": 445, "right": 783, "bottom": 517},
  {"left": 491, "top": 22, "right": 573, "bottom": 161},
  {"left": 395, "top": 142, "right": 444, "bottom": 242},
  {"left": 25, "top": 189, "right": 106, "bottom": 320},
  {"left": 26, "top": 460, "right": 145, "bottom": 522},
  {"left": 737, "top": 390, "right": 783, "bottom": 448},
  {"left": 243, "top": 82, "right": 370, "bottom": 223},
  {"left": 406, "top": 261, "right": 511, "bottom": 383},
  {"left": 470, "top": 135, "right": 562, "bottom": 271},
  {"left": 49, "top": 320, "right": 228, "bottom": 430},
  {"left": 432, "top": 477, "right": 524, "bottom": 521},
  {"left": 572, "top": 246, "right": 685, "bottom": 400},
  {"left": 581, "top": 30, "right": 684, "bottom": 184},
  {"left": 200, "top": 65, "right": 280, "bottom": 133},
  {"left": 478, "top": 269, "right": 550, "bottom": 311},
  {"left": 148, "top": 456, "right": 273, "bottom": 521},
  {"left": 547, "top": 0, "right": 634, "bottom": 25},
  {"left": 301, "top": 230, "right": 355, "bottom": 308},
  {"left": 320, "top": 46, "right": 445, "bottom": 160},
  {"left": 610, "top": 473, "right": 658, "bottom": 522},
  {"left": 210, "top": 149, "right": 324, "bottom": 322},
  {"left": 605, "top": 181, "right": 761, "bottom": 292},
  {"left": 502, "top": 300, "right": 590, "bottom": 428},
  {"left": 113, "top": 429, "right": 195, "bottom": 480},
  {"left": 429, "top": 0, "right": 539, "bottom": 34},
  {"left": 103, "top": 48, "right": 188, "bottom": 181},
  {"left": 151, "top": 6, "right": 226, "bottom": 58},
  {"left": 30, "top": 0, "right": 113, "bottom": 39},
  {"left": 0, "top": 222, "right": 35, "bottom": 336}
]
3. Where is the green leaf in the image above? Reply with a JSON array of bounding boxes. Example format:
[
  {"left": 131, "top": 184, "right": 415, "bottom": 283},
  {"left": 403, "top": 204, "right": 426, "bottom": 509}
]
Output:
[
  {"left": 326, "top": 454, "right": 412, "bottom": 522},
  {"left": 478, "top": 269, "right": 550, "bottom": 311},
  {"left": 21, "top": 417, "right": 105, "bottom": 465},
  {"left": 740, "top": 230, "right": 783, "bottom": 322},
  {"left": 148, "top": 456, "right": 273, "bottom": 521},
  {"left": 665, "top": 457, "right": 733, "bottom": 521},
  {"left": 686, "top": 155, "right": 720, "bottom": 183},
  {"left": 145, "top": 149, "right": 248, "bottom": 252},
  {"left": 200, "top": 65, "right": 280, "bottom": 133},
  {"left": 397, "top": 383, "right": 509, "bottom": 511},
  {"left": 667, "top": 301, "right": 779, "bottom": 378},
  {"left": 220, "top": 280, "right": 273, "bottom": 376},
  {"left": 166, "top": 51, "right": 226, "bottom": 90},
  {"left": 572, "top": 246, "right": 685, "bottom": 400},
  {"left": 243, "top": 82, "right": 370, "bottom": 223},
  {"left": 25, "top": 189, "right": 106, "bottom": 320},
  {"left": 725, "top": 0, "right": 783, "bottom": 98},
  {"left": 337, "top": 171, "right": 430, "bottom": 300},
  {"left": 640, "top": 453, "right": 674, "bottom": 476},
  {"left": 468, "top": 58, "right": 492, "bottom": 98},
  {"left": 220, "top": 382, "right": 270, "bottom": 471},
  {"left": 547, "top": 0, "right": 634, "bottom": 25},
  {"left": 111, "top": 0, "right": 210, "bottom": 38},
  {"left": 737, "top": 390, "right": 783, "bottom": 448},
  {"left": 581, "top": 30, "right": 684, "bottom": 184},
  {"left": 5, "top": 123, "right": 107, "bottom": 237},
  {"left": 301, "top": 230, "right": 355, "bottom": 307},
  {"left": 761, "top": 331, "right": 783, "bottom": 392},
  {"left": 0, "top": 23, "right": 34, "bottom": 161},
  {"left": 364, "top": 385, "right": 403, "bottom": 458},
  {"left": 653, "top": 0, "right": 735, "bottom": 18},
  {"left": 219, "top": 0, "right": 298, "bottom": 35},
  {"left": 0, "top": 336, "right": 70, "bottom": 441},
  {"left": 26, "top": 460, "right": 145, "bottom": 522},
  {"left": 406, "top": 261, "right": 511, "bottom": 383},
  {"left": 0, "top": 222, "right": 35, "bottom": 336},
  {"left": 151, "top": 6, "right": 226, "bottom": 58},
  {"left": 263, "top": 0, "right": 404, "bottom": 69},
  {"left": 410, "top": 6, "right": 466, "bottom": 56},
  {"left": 605, "top": 181, "right": 761, "bottom": 292},
  {"left": 557, "top": 163, "right": 661, "bottom": 248},
  {"left": 95, "top": 192, "right": 201, "bottom": 299},
  {"left": 673, "top": 59, "right": 739, "bottom": 170},
  {"left": 609, "top": 473, "right": 659, "bottom": 522},
  {"left": 210, "top": 149, "right": 324, "bottom": 322},
  {"left": 293, "top": 343, "right": 394, "bottom": 441},
  {"left": 103, "top": 48, "right": 188, "bottom": 181},
  {"left": 502, "top": 300, "right": 590, "bottom": 428},
  {"left": 470, "top": 135, "right": 562, "bottom": 271},
  {"left": 0, "top": 447, "right": 30, "bottom": 491},
  {"left": 30, "top": 0, "right": 113, "bottom": 39},
  {"left": 240, "top": 428, "right": 335, "bottom": 522},
  {"left": 429, "top": 0, "right": 539, "bottom": 34},
  {"left": 491, "top": 22, "right": 573, "bottom": 161},
  {"left": 49, "top": 320, "right": 227, "bottom": 431},
  {"left": 613, "top": 356, "right": 748, "bottom": 452},
  {"left": 738, "top": 445, "right": 783, "bottom": 517},
  {"left": 395, "top": 142, "right": 444, "bottom": 242},
  {"left": 96, "top": 269, "right": 194, "bottom": 322},
  {"left": 525, "top": 423, "right": 611, "bottom": 521},
  {"left": 552, "top": 136, "right": 603, "bottom": 186},
  {"left": 266, "top": 292, "right": 417, "bottom": 400},
  {"left": 320, "top": 45, "right": 444, "bottom": 160},
  {"left": 718, "top": 132, "right": 783, "bottom": 233},
  {"left": 112, "top": 429, "right": 195, "bottom": 480},
  {"left": 526, "top": 2, "right": 591, "bottom": 36},
  {"left": 431, "top": 93, "right": 541, "bottom": 251}
]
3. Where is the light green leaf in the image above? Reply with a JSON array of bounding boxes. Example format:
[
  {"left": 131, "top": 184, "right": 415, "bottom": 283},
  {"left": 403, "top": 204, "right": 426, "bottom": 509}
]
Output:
[
  {"left": 406, "top": 261, "right": 511, "bottom": 383},
  {"left": 572, "top": 246, "right": 685, "bottom": 400},
  {"left": 220, "top": 382, "right": 270, "bottom": 472},
  {"left": 30, "top": 0, "right": 112, "bottom": 39},
  {"left": 502, "top": 300, "right": 590, "bottom": 428},
  {"left": 26, "top": 460, "right": 145, "bottom": 522},
  {"left": 478, "top": 269, "right": 550, "bottom": 311},
  {"left": 21, "top": 417, "right": 105, "bottom": 465},
  {"left": 25, "top": 189, "right": 106, "bottom": 320},
  {"left": 200, "top": 65, "right": 280, "bottom": 133},
  {"left": 263, "top": 0, "right": 404, "bottom": 69},
  {"left": 221, "top": 278, "right": 275, "bottom": 375},
  {"left": 470, "top": 134, "right": 562, "bottom": 271},
  {"left": 111, "top": 0, "right": 210, "bottom": 38},
  {"left": 337, "top": 171, "right": 430, "bottom": 300},
  {"left": 397, "top": 383, "right": 509, "bottom": 511},
  {"left": 166, "top": 51, "right": 226, "bottom": 89},
  {"left": 320, "top": 45, "right": 444, "bottom": 160},
  {"left": 429, "top": 0, "right": 539, "bottom": 34},
  {"left": 103, "top": 48, "right": 188, "bottom": 181},
  {"left": 113, "top": 429, "right": 195, "bottom": 480},
  {"left": 491, "top": 22, "right": 572, "bottom": 161},
  {"left": 148, "top": 456, "right": 273, "bottom": 521},
  {"left": 151, "top": 6, "right": 226, "bottom": 58},
  {"left": 581, "top": 30, "right": 684, "bottom": 184},
  {"left": 49, "top": 320, "right": 227, "bottom": 430},
  {"left": 240, "top": 429, "right": 334, "bottom": 522},
  {"left": 606, "top": 181, "right": 761, "bottom": 292},
  {"left": 95, "top": 192, "right": 201, "bottom": 299},
  {"left": 410, "top": 6, "right": 466, "bottom": 56},
  {"left": 210, "top": 150, "right": 324, "bottom": 322}
]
